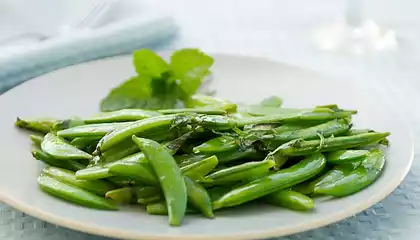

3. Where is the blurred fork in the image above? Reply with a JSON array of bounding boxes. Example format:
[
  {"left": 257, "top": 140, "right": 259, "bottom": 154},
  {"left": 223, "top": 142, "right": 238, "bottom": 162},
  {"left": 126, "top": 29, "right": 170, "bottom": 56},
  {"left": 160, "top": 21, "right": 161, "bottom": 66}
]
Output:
[{"left": 0, "top": 1, "right": 112, "bottom": 45}]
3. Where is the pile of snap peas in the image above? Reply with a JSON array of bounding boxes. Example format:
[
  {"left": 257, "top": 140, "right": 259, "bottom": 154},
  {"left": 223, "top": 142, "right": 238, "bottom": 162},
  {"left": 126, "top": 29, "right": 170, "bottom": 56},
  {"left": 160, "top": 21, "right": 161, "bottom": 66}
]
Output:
[{"left": 16, "top": 94, "right": 390, "bottom": 226}]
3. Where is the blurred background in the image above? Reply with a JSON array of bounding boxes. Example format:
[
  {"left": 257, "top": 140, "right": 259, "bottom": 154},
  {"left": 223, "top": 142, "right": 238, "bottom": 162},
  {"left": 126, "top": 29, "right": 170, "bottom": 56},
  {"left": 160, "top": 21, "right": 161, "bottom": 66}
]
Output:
[{"left": 1, "top": 0, "right": 420, "bottom": 239}]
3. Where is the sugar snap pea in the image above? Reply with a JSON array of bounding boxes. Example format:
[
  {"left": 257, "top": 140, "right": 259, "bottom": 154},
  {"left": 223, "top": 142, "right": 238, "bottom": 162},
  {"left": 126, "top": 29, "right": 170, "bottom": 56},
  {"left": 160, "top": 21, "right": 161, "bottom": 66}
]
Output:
[
  {"left": 175, "top": 154, "right": 209, "bottom": 167},
  {"left": 146, "top": 202, "right": 196, "bottom": 215},
  {"left": 271, "top": 132, "right": 390, "bottom": 155},
  {"left": 326, "top": 150, "right": 370, "bottom": 164},
  {"left": 38, "top": 174, "right": 118, "bottom": 210},
  {"left": 264, "top": 189, "right": 314, "bottom": 211},
  {"left": 192, "top": 114, "right": 237, "bottom": 130},
  {"left": 105, "top": 187, "right": 135, "bottom": 204},
  {"left": 184, "top": 176, "right": 214, "bottom": 218},
  {"left": 237, "top": 110, "right": 356, "bottom": 127},
  {"left": 41, "top": 133, "right": 92, "bottom": 160},
  {"left": 32, "top": 146, "right": 86, "bottom": 171},
  {"left": 215, "top": 147, "right": 264, "bottom": 163},
  {"left": 109, "top": 162, "right": 158, "bottom": 186},
  {"left": 84, "top": 109, "right": 161, "bottom": 123},
  {"left": 30, "top": 134, "right": 44, "bottom": 146},
  {"left": 70, "top": 137, "right": 101, "bottom": 150},
  {"left": 132, "top": 137, "right": 187, "bottom": 226},
  {"left": 212, "top": 153, "right": 326, "bottom": 209},
  {"left": 302, "top": 162, "right": 361, "bottom": 195},
  {"left": 180, "top": 155, "right": 219, "bottom": 180},
  {"left": 205, "top": 160, "right": 275, "bottom": 186},
  {"left": 15, "top": 118, "right": 58, "bottom": 133},
  {"left": 135, "top": 186, "right": 162, "bottom": 204},
  {"left": 262, "top": 119, "right": 351, "bottom": 144},
  {"left": 42, "top": 167, "right": 115, "bottom": 196},
  {"left": 193, "top": 136, "right": 238, "bottom": 154},
  {"left": 98, "top": 115, "right": 178, "bottom": 152},
  {"left": 58, "top": 122, "right": 131, "bottom": 139},
  {"left": 314, "top": 149, "right": 385, "bottom": 197},
  {"left": 158, "top": 108, "right": 227, "bottom": 115},
  {"left": 265, "top": 151, "right": 288, "bottom": 170},
  {"left": 184, "top": 94, "right": 237, "bottom": 113}
]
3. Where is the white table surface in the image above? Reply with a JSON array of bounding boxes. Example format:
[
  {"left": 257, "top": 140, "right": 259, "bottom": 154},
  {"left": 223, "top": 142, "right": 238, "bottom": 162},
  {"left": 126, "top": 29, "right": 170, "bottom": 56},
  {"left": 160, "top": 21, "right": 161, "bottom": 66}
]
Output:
[{"left": 1, "top": 0, "right": 420, "bottom": 239}]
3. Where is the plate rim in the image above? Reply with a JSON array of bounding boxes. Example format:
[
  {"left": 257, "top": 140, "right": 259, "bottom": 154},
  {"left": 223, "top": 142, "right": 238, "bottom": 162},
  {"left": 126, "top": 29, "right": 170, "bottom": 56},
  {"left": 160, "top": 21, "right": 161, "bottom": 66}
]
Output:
[{"left": 0, "top": 53, "right": 414, "bottom": 240}]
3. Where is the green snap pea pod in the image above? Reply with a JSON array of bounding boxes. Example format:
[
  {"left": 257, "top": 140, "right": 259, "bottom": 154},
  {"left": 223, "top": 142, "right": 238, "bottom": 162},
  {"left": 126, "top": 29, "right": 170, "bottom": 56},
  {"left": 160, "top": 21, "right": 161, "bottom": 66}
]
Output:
[
  {"left": 237, "top": 110, "right": 356, "bottom": 127},
  {"left": 265, "top": 151, "right": 288, "bottom": 170},
  {"left": 42, "top": 167, "right": 115, "bottom": 196},
  {"left": 146, "top": 202, "right": 196, "bottom": 215},
  {"left": 326, "top": 150, "right": 369, "bottom": 164},
  {"left": 70, "top": 137, "right": 101, "bottom": 150},
  {"left": 180, "top": 155, "right": 219, "bottom": 180},
  {"left": 32, "top": 146, "right": 86, "bottom": 171},
  {"left": 193, "top": 136, "right": 238, "bottom": 154},
  {"left": 98, "top": 115, "right": 178, "bottom": 152},
  {"left": 262, "top": 119, "right": 351, "bottom": 144},
  {"left": 264, "top": 189, "right": 314, "bottom": 211},
  {"left": 272, "top": 132, "right": 390, "bottom": 156},
  {"left": 243, "top": 124, "right": 278, "bottom": 132},
  {"left": 294, "top": 162, "right": 360, "bottom": 195},
  {"left": 204, "top": 160, "right": 275, "bottom": 186},
  {"left": 245, "top": 107, "right": 313, "bottom": 116},
  {"left": 84, "top": 109, "right": 161, "bottom": 123},
  {"left": 212, "top": 153, "right": 326, "bottom": 210},
  {"left": 260, "top": 96, "right": 283, "bottom": 107},
  {"left": 105, "top": 187, "right": 135, "bottom": 204},
  {"left": 99, "top": 139, "right": 139, "bottom": 162},
  {"left": 192, "top": 114, "right": 237, "bottom": 130},
  {"left": 314, "top": 149, "right": 385, "bottom": 197},
  {"left": 75, "top": 164, "right": 112, "bottom": 180},
  {"left": 81, "top": 133, "right": 191, "bottom": 181},
  {"left": 41, "top": 133, "right": 92, "bottom": 160},
  {"left": 346, "top": 129, "right": 373, "bottom": 136},
  {"left": 132, "top": 137, "right": 187, "bottom": 226},
  {"left": 106, "top": 176, "right": 143, "bottom": 187},
  {"left": 158, "top": 108, "right": 227, "bottom": 115},
  {"left": 135, "top": 186, "right": 162, "bottom": 204},
  {"left": 272, "top": 123, "right": 321, "bottom": 134},
  {"left": 30, "top": 135, "right": 44, "bottom": 146},
  {"left": 175, "top": 154, "right": 209, "bottom": 167},
  {"left": 107, "top": 132, "right": 193, "bottom": 183},
  {"left": 108, "top": 162, "right": 158, "bottom": 186},
  {"left": 215, "top": 147, "right": 264, "bottom": 163},
  {"left": 184, "top": 94, "right": 237, "bottom": 113},
  {"left": 184, "top": 176, "right": 214, "bottom": 218},
  {"left": 38, "top": 174, "right": 118, "bottom": 210},
  {"left": 15, "top": 117, "right": 58, "bottom": 133},
  {"left": 58, "top": 122, "right": 131, "bottom": 139},
  {"left": 208, "top": 186, "right": 233, "bottom": 201},
  {"left": 52, "top": 118, "right": 85, "bottom": 131}
]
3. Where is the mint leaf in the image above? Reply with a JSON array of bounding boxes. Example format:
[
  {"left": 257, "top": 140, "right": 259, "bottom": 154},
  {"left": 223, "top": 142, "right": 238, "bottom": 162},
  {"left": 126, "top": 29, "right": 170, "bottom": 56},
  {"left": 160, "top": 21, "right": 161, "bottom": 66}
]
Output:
[
  {"left": 100, "top": 74, "right": 179, "bottom": 112},
  {"left": 170, "top": 49, "right": 214, "bottom": 98},
  {"left": 133, "top": 49, "right": 170, "bottom": 78},
  {"left": 100, "top": 76, "right": 151, "bottom": 112}
]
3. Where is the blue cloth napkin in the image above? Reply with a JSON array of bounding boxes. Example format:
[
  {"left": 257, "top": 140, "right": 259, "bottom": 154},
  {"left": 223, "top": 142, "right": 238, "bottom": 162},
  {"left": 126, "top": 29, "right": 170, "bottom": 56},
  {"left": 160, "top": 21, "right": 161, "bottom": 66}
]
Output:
[{"left": 0, "top": 16, "right": 178, "bottom": 93}]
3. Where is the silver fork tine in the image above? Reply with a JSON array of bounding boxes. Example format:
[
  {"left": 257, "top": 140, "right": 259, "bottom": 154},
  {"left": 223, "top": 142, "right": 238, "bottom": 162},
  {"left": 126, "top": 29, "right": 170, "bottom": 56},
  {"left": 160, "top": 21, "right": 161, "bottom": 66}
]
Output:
[{"left": 74, "top": 2, "right": 110, "bottom": 29}]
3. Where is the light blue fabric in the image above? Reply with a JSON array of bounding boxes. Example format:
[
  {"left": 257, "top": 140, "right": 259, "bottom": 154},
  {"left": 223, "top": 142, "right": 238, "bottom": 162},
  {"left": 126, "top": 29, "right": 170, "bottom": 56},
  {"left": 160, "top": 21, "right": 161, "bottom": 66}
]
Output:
[{"left": 0, "top": 18, "right": 177, "bottom": 93}]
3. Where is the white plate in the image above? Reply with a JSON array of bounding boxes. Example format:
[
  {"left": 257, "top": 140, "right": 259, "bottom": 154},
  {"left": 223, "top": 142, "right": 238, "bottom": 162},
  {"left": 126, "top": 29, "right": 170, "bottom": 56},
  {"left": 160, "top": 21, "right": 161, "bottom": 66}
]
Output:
[{"left": 0, "top": 53, "right": 413, "bottom": 240}]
